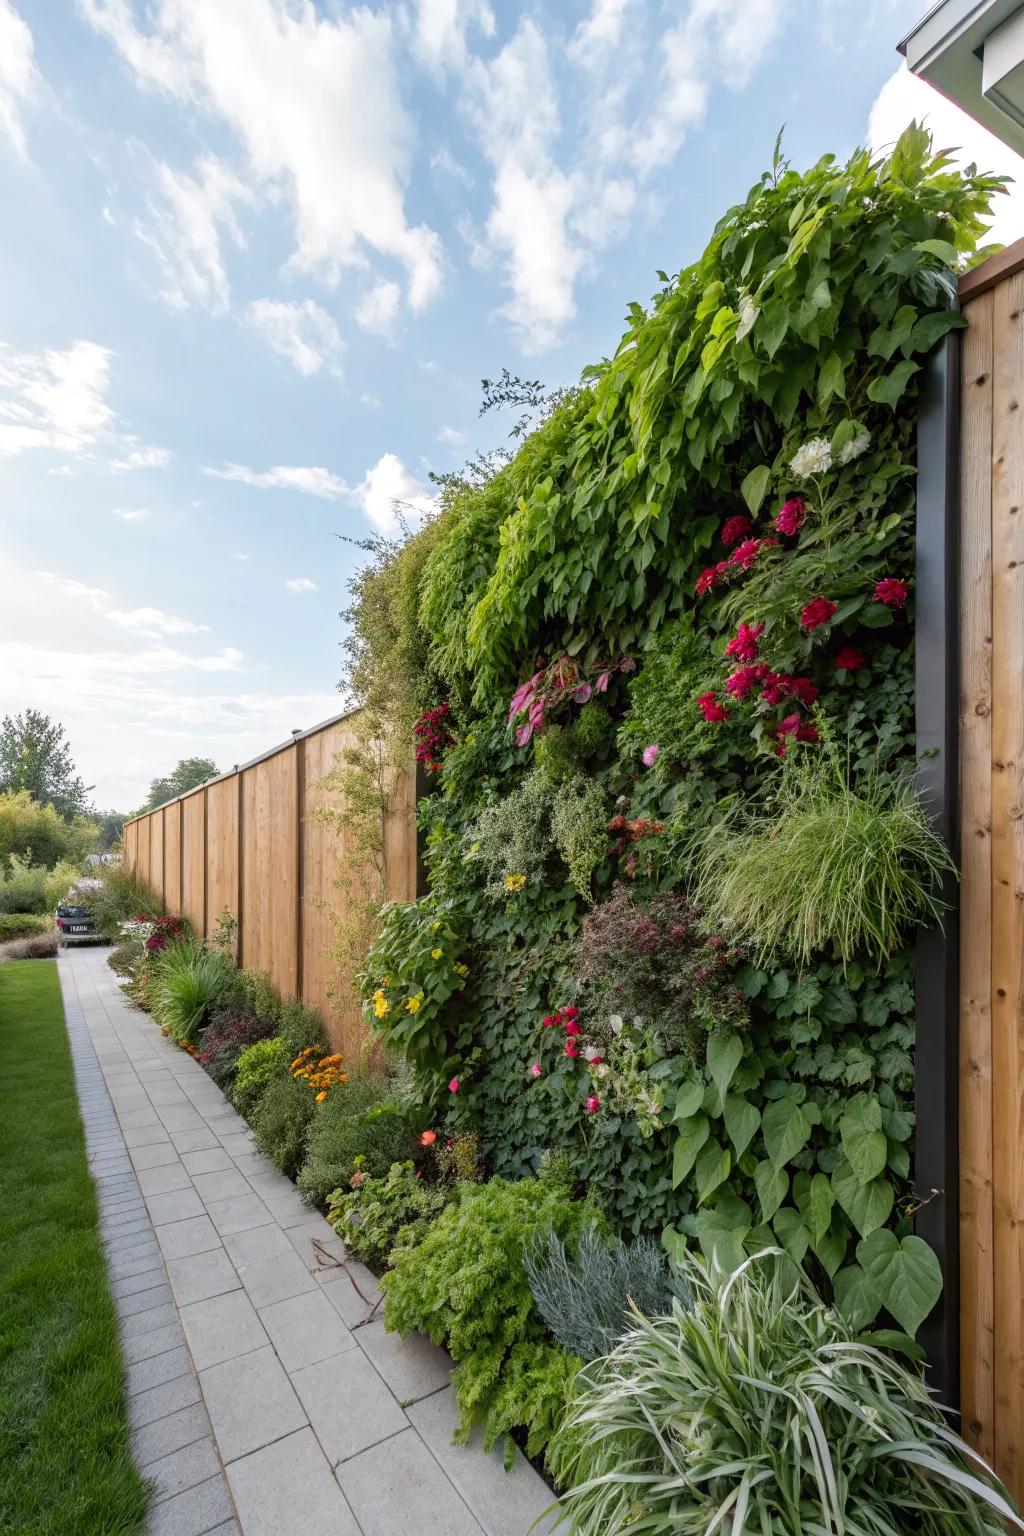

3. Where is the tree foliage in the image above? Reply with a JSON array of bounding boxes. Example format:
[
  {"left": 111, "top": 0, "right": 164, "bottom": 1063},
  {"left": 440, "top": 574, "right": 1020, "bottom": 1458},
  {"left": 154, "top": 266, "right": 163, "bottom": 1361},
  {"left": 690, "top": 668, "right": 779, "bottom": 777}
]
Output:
[{"left": 0, "top": 710, "right": 92, "bottom": 819}]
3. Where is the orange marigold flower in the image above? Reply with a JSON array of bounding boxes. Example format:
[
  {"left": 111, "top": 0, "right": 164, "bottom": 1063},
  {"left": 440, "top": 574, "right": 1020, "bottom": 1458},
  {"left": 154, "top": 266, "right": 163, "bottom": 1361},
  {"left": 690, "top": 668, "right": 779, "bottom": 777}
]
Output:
[
  {"left": 419, "top": 1129, "right": 437, "bottom": 1146},
  {"left": 315, "top": 1090, "right": 328, "bottom": 1103}
]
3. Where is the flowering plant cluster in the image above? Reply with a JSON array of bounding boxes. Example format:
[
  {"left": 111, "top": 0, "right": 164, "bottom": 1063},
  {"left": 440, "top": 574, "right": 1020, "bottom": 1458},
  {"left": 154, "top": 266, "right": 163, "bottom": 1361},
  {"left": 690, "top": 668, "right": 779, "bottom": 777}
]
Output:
[
  {"left": 290, "top": 1044, "right": 348, "bottom": 1103},
  {"left": 413, "top": 702, "right": 454, "bottom": 775},
  {"left": 507, "top": 653, "right": 635, "bottom": 747}
]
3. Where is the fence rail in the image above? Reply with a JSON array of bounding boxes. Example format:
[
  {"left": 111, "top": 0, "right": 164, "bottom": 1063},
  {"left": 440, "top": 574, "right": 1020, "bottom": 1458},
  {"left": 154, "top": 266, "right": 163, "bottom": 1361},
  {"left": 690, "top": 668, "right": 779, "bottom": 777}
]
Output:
[{"left": 122, "top": 709, "right": 417, "bottom": 1058}]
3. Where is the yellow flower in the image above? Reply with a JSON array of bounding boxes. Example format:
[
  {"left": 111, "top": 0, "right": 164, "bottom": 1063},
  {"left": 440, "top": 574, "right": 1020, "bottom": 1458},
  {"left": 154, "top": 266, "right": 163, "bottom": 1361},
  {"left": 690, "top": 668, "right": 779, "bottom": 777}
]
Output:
[
  {"left": 431, "top": 948, "right": 443, "bottom": 960},
  {"left": 406, "top": 994, "right": 423, "bottom": 1014},
  {"left": 431, "top": 922, "right": 442, "bottom": 932},
  {"left": 504, "top": 873, "right": 527, "bottom": 892},
  {"left": 373, "top": 998, "right": 389, "bottom": 1019},
  {"left": 315, "top": 1090, "right": 328, "bottom": 1103},
  {"left": 455, "top": 963, "right": 469, "bottom": 976}
]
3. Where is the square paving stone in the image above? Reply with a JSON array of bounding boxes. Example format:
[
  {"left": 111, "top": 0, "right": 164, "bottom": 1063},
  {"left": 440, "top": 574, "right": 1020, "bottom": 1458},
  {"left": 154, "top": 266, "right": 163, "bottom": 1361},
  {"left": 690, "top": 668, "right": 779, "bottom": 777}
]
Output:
[
  {"left": 337, "top": 1427, "right": 482, "bottom": 1536},
  {"left": 257, "top": 1289, "right": 357, "bottom": 1372},
  {"left": 166, "top": 1248, "right": 241, "bottom": 1308},
  {"left": 133, "top": 1403, "right": 213, "bottom": 1468},
  {"left": 130, "top": 1143, "right": 182, "bottom": 1171},
  {"left": 191, "top": 1170, "right": 251, "bottom": 1205},
  {"left": 222, "top": 1225, "right": 317, "bottom": 1309},
  {"left": 142, "top": 1435, "right": 221, "bottom": 1504},
  {"left": 226, "top": 1427, "right": 361, "bottom": 1536},
  {"left": 147, "top": 1188, "right": 205, "bottom": 1226},
  {"left": 125, "top": 1346, "right": 192, "bottom": 1397},
  {"left": 357, "top": 1319, "right": 451, "bottom": 1403},
  {"left": 156, "top": 1214, "right": 222, "bottom": 1260},
  {"left": 179, "top": 1288, "right": 269, "bottom": 1370},
  {"left": 200, "top": 1345, "right": 307, "bottom": 1462},
  {"left": 169, "top": 1128, "right": 221, "bottom": 1154},
  {"left": 409, "top": 1387, "right": 561, "bottom": 1536},
  {"left": 317, "top": 1266, "right": 382, "bottom": 1328},
  {"left": 145, "top": 1473, "right": 234, "bottom": 1536},
  {"left": 284, "top": 1217, "right": 345, "bottom": 1271},
  {"left": 180, "top": 1148, "right": 233, "bottom": 1176},
  {"left": 137, "top": 1163, "right": 193, "bottom": 1197},
  {"left": 291, "top": 1350, "right": 406, "bottom": 1465},
  {"left": 217, "top": 1132, "right": 256, "bottom": 1158},
  {"left": 259, "top": 1192, "right": 313, "bottom": 1229},
  {"left": 205, "top": 1193, "right": 273, "bottom": 1236}
]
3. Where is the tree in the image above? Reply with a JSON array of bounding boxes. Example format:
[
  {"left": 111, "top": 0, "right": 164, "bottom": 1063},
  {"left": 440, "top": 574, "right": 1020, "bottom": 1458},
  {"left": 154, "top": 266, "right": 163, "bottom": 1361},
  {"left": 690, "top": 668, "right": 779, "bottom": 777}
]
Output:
[
  {"left": 138, "top": 757, "right": 220, "bottom": 814},
  {"left": 92, "top": 809, "right": 127, "bottom": 852},
  {"left": 0, "top": 710, "right": 93, "bottom": 818}
]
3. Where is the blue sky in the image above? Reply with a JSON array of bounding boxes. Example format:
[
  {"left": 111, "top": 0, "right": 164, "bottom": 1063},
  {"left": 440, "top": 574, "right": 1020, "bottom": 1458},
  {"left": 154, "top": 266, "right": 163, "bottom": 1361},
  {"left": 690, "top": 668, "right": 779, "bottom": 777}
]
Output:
[{"left": 2, "top": 0, "right": 1022, "bottom": 810}]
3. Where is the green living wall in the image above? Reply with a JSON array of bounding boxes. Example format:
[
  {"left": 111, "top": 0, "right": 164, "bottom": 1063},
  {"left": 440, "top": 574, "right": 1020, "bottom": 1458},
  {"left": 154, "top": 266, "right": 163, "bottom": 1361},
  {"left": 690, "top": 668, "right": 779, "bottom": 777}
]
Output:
[{"left": 353, "top": 130, "right": 1002, "bottom": 1341}]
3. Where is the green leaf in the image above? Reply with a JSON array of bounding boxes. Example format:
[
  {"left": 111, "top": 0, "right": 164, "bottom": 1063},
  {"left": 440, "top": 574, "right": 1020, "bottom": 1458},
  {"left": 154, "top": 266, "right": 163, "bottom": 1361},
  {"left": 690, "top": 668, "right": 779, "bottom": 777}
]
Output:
[
  {"left": 806, "top": 1172, "right": 834, "bottom": 1242},
  {"left": 692, "top": 1198, "right": 751, "bottom": 1273},
  {"left": 695, "top": 1140, "right": 731, "bottom": 1204},
  {"left": 858, "top": 1231, "right": 943, "bottom": 1337},
  {"left": 831, "top": 1158, "right": 894, "bottom": 1237},
  {"left": 723, "top": 1094, "right": 760, "bottom": 1159},
  {"left": 907, "top": 309, "right": 964, "bottom": 355},
  {"left": 756, "top": 303, "right": 788, "bottom": 359},
  {"left": 672, "top": 1079, "right": 704, "bottom": 1122},
  {"left": 754, "top": 1159, "right": 788, "bottom": 1222},
  {"left": 812, "top": 1215, "right": 848, "bottom": 1279},
  {"left": 706, "top": 1032, "right": 743, "bottom": 1102},
  {"left": 761, "top": 1095, "right": 813, "bottom": 1167},
  {"left": 772, "top": 1206, "right": 810, "bottom": 1264},
  {"left": 817, "top": 352, "right": 845, "bottom": 406},
  {"left": 840, "top": 1096, "right": 888, "bottom": 1185},
  {"left": 834, "top": 1263, "right": 883, "bottom": 1331},
  {"left": 672, "top": 1113, "right": 710, "bottom": 1188},
  {"left": 740, "top": 464, "right": 771, "bottom": 516},
  {"left": 914, "top": 237, "right": 959, "bottom": 266},
  {"left": 867, "top": 359, "right": 920, "bottom": 409}
]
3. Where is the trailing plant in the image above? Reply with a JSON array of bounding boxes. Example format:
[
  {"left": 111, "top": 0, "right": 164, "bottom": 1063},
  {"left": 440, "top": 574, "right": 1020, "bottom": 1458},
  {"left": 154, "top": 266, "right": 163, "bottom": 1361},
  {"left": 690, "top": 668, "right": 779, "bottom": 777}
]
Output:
[
  {"left": 326, "top": 1161, "right": 451, "bottom": 1267},
  {"left": 381, "top": 1176, "right": 601, "bottom": 1453},
  {"left": 547, "top": 1249, "right": 1021, "bottom": 1536},
  {"left": 232, "top": 1036, "right": 288, "bottom": 1120},
  {"left": 524, "top": 1225, "right": 688, "bottom": 1361},
  {"left": 296, "top": 1074, "right": 411, "bottom": 1207},
  {"left": 690, "top": 742, "right": 955, "bottom": 967}
]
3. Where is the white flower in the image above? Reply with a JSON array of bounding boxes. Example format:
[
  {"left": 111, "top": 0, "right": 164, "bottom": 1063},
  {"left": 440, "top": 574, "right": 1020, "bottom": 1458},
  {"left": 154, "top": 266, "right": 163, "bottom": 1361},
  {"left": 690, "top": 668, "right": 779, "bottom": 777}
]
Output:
[
  {"left": 789, "top": 436, "right": 832, "bottom": 478},
  {"left": 838, "top": 427, "right": 871, "bottom": 465},
  {"left": 608, "top": 1014, "right": 624, "bottom": 1035},
  {"left": 583, "top": 1045, "right": 602, "bottom": 1063}
]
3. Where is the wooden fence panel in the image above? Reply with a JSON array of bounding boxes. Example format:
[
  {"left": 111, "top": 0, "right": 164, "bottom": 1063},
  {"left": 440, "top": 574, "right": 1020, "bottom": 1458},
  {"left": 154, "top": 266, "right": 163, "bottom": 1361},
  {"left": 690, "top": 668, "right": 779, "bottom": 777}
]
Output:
[
  {"left": 206, "top": 775, "right": 239, "bottom": 949},
  {"left": 181, "top": 790, "right": 206, "bottom": 937},
  {"left": 163, "top": 804, "right": 182, "bottom": 915},
  {"left": 149, "top": 808, "right": 165, "bottom": 908},
  {"left": 301, "top": 717, "right": 363, "bottom": 1056},
  {"left": 136, "top": 815, "right": 151, "bottom": 893},
  {"left": 241, "top": 748, "right": 299, "bottom": 999},
  {"left": 123, "top": 818, "right": 138, "bottom": 879}
]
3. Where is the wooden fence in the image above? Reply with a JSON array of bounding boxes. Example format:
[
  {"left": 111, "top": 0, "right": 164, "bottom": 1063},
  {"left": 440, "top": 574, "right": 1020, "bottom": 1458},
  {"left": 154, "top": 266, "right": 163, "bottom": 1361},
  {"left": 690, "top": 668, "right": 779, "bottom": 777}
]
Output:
[
  {"left": 957, "top": 246, "right": 1024, "bottom": 1502},
  {"left": 122, "top": 710, "right": 417, "bottom": 1059}
]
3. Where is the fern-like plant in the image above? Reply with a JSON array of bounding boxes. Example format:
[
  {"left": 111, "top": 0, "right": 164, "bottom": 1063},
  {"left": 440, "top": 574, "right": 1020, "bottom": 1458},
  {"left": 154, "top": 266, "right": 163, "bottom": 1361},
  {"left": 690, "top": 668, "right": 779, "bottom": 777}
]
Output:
[
  {"left": 691, "top": 745, "right": 954, "bottom": 967},
  {"left": 524, "top": 1226, "right": 688, "bottom": 1361},
  {"left": 548, "top": 1249, "right": 1021, "bottom": 1536}
]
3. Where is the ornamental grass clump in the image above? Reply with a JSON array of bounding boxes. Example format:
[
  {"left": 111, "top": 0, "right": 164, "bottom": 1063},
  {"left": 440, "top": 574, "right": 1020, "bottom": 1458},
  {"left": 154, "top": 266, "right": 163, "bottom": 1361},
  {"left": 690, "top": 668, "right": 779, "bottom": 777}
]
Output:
[
  {"left": 548, "top": 1249, "right": 1021, "bottom": 1536},
  {"left": 691, "top": 747, "right": 954, "bottom": 968},
  {"left": 149, "top": 942, "right": 231, "bottom": 1046}
]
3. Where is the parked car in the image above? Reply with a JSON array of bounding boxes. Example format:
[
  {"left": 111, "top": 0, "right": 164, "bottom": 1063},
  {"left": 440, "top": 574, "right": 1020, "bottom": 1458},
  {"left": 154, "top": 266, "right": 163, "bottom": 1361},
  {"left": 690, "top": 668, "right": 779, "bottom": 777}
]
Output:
[{"left": 55, "top": 879, "right": 102, "bottom": 944}]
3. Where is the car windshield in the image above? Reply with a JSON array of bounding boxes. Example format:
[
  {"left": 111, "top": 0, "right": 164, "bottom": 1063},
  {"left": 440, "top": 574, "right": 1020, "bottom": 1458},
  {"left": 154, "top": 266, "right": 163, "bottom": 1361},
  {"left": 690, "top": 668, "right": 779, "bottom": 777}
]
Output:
[{"left": 59, "top": 905, "right": 89, "bottom": 918}]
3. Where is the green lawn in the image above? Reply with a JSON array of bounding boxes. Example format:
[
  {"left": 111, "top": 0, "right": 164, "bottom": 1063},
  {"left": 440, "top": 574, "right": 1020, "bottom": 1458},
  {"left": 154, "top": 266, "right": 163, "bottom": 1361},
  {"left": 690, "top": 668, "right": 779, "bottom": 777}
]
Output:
[{"left": 0, "top": 960, "right": 151, "bottom": 1535}]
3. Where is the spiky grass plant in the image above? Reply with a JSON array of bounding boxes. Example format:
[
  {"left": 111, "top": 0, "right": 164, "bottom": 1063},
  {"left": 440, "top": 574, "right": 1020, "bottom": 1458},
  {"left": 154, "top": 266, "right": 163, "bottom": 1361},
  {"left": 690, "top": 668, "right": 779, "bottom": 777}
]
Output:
[
  {"left": 149, "top": 941, "right": 230, "bottom": 1045},
  {"left": 548, "top": 1249, "right": 1020, "bottom": 1536},
  {"left": 524, "top": 1226, "right": 688, "bottom": 1362},
  {"left": 690, "top": 743, "right": 954, "bottom": 967}
]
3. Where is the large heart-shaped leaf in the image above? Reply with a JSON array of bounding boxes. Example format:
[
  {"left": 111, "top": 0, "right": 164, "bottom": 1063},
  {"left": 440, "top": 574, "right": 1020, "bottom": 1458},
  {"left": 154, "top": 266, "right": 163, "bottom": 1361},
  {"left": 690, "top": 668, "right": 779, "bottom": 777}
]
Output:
[
  {"left": 834, "top": 1263, "right": 884, "bottom": 1331},
  {"left": 754, "top": 1159, "right": 788, "bottom": 1222},
  {"left": 695, "top": 1140, "right": 731, "bottom": 1205},
  {"left": 762, "top": 1095, "right": 813, "bottom": 1167},
  {"left": 858, "top": 1231, "right": 943, "bottom": 1337},
  {"left": 831, "top": 1158, "right": 894, "bottom": 1237},
  {"left": 723, "top": 1094, "right": 760, "bottom": 1158},
  {"left": 672, "top": 1113, "right": 710, "bottom": 1188},
  {"left": 840, "top": 1096, "right": 887, "bottom": 1185},
  {"left": 706, "top": 1032, "right": 744, "bottom": 1103}
]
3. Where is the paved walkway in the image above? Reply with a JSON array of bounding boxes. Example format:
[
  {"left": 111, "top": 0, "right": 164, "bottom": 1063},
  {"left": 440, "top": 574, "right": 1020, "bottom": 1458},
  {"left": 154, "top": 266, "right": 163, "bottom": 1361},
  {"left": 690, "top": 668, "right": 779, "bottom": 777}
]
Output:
[{"left": 60, "top": 946, "right": 558, "bottom": 1536}]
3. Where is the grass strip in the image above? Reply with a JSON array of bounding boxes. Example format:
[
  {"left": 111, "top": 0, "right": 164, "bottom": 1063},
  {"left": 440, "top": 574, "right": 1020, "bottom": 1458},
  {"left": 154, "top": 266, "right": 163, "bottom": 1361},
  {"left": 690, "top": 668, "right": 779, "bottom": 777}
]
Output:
[{"left": 0, "top": 959, "right": 150, "bottom": 1535}]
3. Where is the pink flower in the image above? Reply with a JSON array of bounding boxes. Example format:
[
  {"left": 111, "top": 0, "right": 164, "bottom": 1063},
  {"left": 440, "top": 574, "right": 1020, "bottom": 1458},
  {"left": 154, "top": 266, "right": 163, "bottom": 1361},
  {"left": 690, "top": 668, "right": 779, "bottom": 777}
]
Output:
[
  {"left": 595, "top": 671, "right": 611, "bottom": 693},
  {"left": 541, "top": 1014, "right": 557, "bottom": 1028},
  {"left": 835, "top": 646, "right": 866, "bottom": 672},
  {"left": 874, "top": 577, "right": 908, "bottom": 609},
  {"left": 789, "top": 677, "right": 819, "bottom": 706},
  {"left": 448, "top": 1077, "right": 460, "bottom": 1093},
  {"left": 774, "top": 496, "right": 806, "bottom": 536},
  {"left": 529, "top": 1062, "right": 542, "bottom": 1079},
  {"left": 564, "top": 1019, "right": 581, "bottom": 1037},
  {"left": 730, "top": 538, "right": 764, "bottom": 571},
  {"left": 515, "top": 722, "right": 534, "bottom": 747},
  {"left": 720, "top": 513, "right": 752, "bottom": 547},
  {"left": 618, "top": 657, "right": 637, "bottom": 674},
  {"left": 695, "top": 560, "right": 729, "bottom": 597},
  {"left": 726, "top": 664, "right": 768, "bottom": 701},
  {"left": 561, "top": 1006, "right": 580, "bottom": 1021},
  {"left": 573, "top": 683, "right": 593, "bottom": 704},
  {"left": 800, "top": 596, "right": 837, "bottom": 633},
  {"left": 585, "top": 1095, "right": 601, "bottom": 1114},
  {"left": 724, "top": 622, "right": 764, "bottom": 663},
  {"left": 697, "top": 691, "right": 730, "bottom": 723},
  {"left": 777, "top": 713, "right": 802, "bottom": 738},
  {"left": 642, "top": 743, "right": 660, "bottom": 767},
  {"left": 565, "top": 1042, "right": 580, "bottom": 1059}
]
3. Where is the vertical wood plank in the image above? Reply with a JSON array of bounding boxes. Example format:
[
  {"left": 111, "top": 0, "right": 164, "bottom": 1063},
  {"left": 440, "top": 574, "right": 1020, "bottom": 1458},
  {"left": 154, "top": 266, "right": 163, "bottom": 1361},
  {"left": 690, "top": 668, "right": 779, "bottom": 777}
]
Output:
[
  {"left": 163, "top": 802, "right": 182, "bottom": 915},
  {"left": 959, "top": 290, "right": 995, "bottom": 1460},
  {"left": 206, "top": 776, "right": 239, "bottom": 951},
  {"left": 181, "top": 790, "right": 206, "bottom": 936},
  {"left": 990, "top": 270, "right": 1024, "bottom": 1505},
  {"left": 150, "top": 809, "right": 165, "bottom": 913},
  {"left": 137, "top": 815, "right": 151, "bottom": 891}
]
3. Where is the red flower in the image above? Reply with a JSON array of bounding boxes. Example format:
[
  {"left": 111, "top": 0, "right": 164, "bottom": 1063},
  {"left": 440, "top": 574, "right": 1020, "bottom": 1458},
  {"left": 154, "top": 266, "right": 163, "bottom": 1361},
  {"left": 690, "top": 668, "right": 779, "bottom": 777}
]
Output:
[
  {"left": 724, "top": 622, "right": 765, "bottom": 663},
  {"left": 564, "top": 1019, "right": 581, "bottom": 1037},
  {"left": 697, "top": 691, "right": 730, "bottom": 723},
  {"left": 774, "top": 496, "right": 806, "bottom": 536},
  {"left": 720, "top": 513, "right": 752, "bottom": 547},
  {"left": 730, "top": 538, "right": 763, "bottom": 571},
  {"left": 541, "top": 1014, "right": 557, "bottom": 1028},
  {"left": 800, "top": 596, "right": 837, "bottom": 632},
  {"left": 565, "top": 1042, "right": 580, "bottom": 1059},
  {"left": 835, "top": 646, "right": 866, "bottom": 672},
  {"left": 726, "top": 664, "right": 768, "bottom": 701},
  {"left": 777, "top": 713, "right": 802, "bottom": 738},
  {"left": 776, "top": 715, "right": 820, "bottom": 756},
  {"left": 696, "top": 559, "right": 730, "bottom": 597},
  {"left": 561, "top": 1005, "right": 580, "bottom": 1021},
  {"left": 874, "top": 577, "right": 908, "bottom": 609},
  {"left": 585, "top": 1094, "right": 601, "bottom": 1114},
  {"left": 789, "top": 677, "right": 819, "bottom": 707}
]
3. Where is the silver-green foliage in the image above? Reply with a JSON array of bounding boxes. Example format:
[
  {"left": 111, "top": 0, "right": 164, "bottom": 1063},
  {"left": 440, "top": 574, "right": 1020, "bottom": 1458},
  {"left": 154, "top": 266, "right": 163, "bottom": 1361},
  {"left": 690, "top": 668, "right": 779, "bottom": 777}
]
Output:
[
  {"left": 691, "top": 747, "right": 954, "bottom": 967},
  {"left": 469, "top": 768, "right": 606, "bottom": 900},
  {"left": 548, "top": 1250, "right": 1020, "bottom": 1536},
  {"left": 524, "top": 1225, "right": 688, "bottom": 1361}
]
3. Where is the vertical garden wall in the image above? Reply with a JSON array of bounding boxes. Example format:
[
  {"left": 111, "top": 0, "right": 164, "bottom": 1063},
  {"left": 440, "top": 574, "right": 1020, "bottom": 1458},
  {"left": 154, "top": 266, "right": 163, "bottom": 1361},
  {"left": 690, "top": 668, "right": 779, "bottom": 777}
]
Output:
[{"left": 349, "top": 124, "right": 1008, "bottom": 1384}]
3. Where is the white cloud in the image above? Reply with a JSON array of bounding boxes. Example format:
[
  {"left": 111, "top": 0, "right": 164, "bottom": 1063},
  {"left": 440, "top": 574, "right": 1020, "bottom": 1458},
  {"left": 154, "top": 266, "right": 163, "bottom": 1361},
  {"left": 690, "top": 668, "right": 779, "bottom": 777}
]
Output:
[
  {"left": 868, "top": 64, "right": 1024, "bottom": 249},
  {"left": 569, "top": 0, "right": 631, "bottom": 63},
  {"left": 354, "top": 279, "right": 401, "bottom": 337},
  {"left": 82, "top": 0, "right": 444, "bottom": 312},
  {"left": 353, "top": 452, "right": 435, "bottom": 533},
  {"left": 285, "top": 577, "right": 317, "bottom": 592},
  {"left": 106, "top": 606, "right": 210, "bottom": 635},
  {"left": 36, "top": 571, "right": 110, "bottom": 610},
  {"left": 137, "top": 155, "right": 254, "bottom": 312},
  {"left": 0, "top": 340, "right": 114, "bottom": 458},
  {"left": 109, "top": 443, "right": 172, "bottom": 471},
  {"left": 412, "top": 0, "right": 494, "bottom": 73},
  {"left": 204, "top": 461, "right": 349, "bottom": 500},
  {"left": 430, "top": 145, "right": 472, "bottom": 187},
  {"left": 0, "top": 0, "right": 38, "bottom": 157},
  {"left": 114, "top": 507, "right": 149, "bottom": 521},
  {"left": 246, "top": 298, "right": 343, "bottom": 377},
  {"left": 437, "top": 424, "right": 464, "bottom": 446}
]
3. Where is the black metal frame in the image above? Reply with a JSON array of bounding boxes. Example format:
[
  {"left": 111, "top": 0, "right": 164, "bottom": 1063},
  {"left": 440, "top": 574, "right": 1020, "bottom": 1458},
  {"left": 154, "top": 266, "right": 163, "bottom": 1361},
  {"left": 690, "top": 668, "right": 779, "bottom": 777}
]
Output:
[{"left": 914, "top": 329, "right": 961, "bottom": 1406}]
